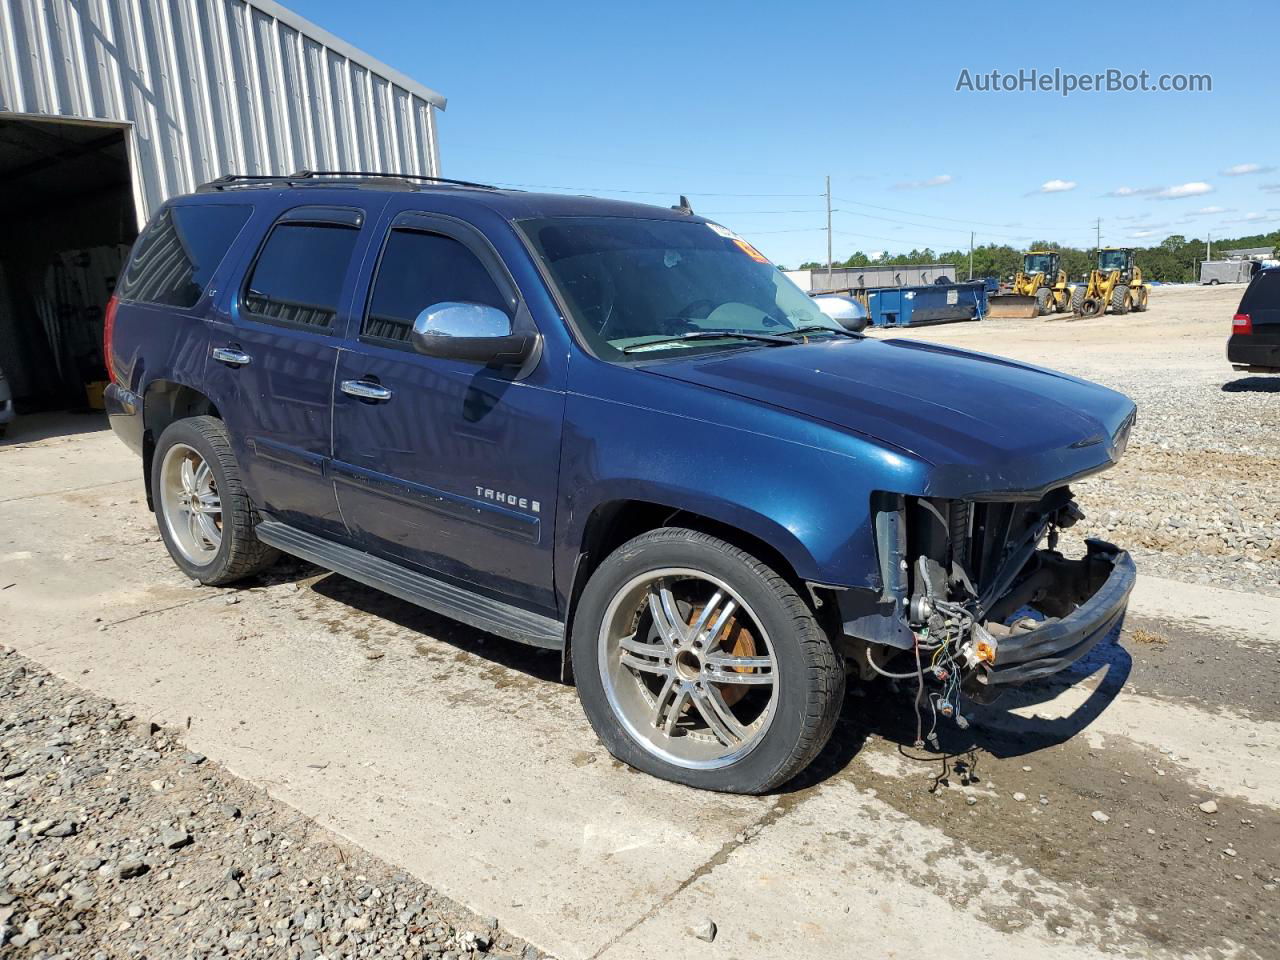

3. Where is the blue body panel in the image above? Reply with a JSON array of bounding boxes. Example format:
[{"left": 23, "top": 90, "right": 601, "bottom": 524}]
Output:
[{"left": 106, "top": 183, "right": 1137, "bottom": 628}]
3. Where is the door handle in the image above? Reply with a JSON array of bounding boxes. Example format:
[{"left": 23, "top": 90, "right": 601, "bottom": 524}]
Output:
[
  {"left": 211, "top": 346, "right": 252, "bottom": 366},
  {"left": 340, "top": 379, "right": 393, "bottom": 402}
]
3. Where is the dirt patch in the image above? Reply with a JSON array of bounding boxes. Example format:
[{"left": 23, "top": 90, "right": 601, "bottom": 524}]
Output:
[{"left": 813, "top": 690, "right": 1280, "bottom": 959}]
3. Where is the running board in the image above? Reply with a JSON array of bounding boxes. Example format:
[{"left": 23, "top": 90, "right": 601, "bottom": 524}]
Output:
[{"left": 255, "top": 520, "right": 564, "bottom": 650}]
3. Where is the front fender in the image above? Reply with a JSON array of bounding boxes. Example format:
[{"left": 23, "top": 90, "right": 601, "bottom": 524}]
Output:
[{"left": 554, "top": 382, "right": 929, "bottom": 606}]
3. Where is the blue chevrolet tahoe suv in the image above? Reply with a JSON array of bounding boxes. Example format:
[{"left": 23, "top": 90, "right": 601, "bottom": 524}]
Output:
[{"left": 104, "top": 172, "right": 1138, "bottom": 794}]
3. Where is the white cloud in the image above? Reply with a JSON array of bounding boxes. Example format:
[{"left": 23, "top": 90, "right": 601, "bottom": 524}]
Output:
[
  {"left": 1105, "top": 185, "right": 1161, "bottom": 197},
  {"left": 1131, "top": 230, "right": 1156, "bottom": 238},
  {"left": 1223, "top": 212, "right": 1271, "bottom": 224},
  {"left": 1039, "top": 179, "right": 1077, "bottom": 193},
  {"left": 1158, "top": 182, "right": 1213, "bottom": 199},
  {"left": 1221, "top": 163, "right": 1275, "bottom": 176},
  {"left": 1189, "top": 205, "right": 1229, "bottom": 216},
  {"left": 1261, "top": 183, "right": 1280, "bottom": 193},
  {"left": 893, "top": 174, "right": 953, "bottom": 190},
  {"left": 869, "top": 250, "right": 885, "bottom": 261}
]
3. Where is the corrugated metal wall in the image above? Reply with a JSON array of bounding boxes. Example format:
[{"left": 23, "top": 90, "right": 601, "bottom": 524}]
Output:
[
  {"left": 0, "top": 0, "right": 445, "bottom": 223},
  {"left": 809, "top": 264, "right": 960, "bottom": 292}
]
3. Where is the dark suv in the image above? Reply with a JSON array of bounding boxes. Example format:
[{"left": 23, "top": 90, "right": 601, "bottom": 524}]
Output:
[
  {"left": 104, "top": 172, "right": 1137, "bottom": 794},
  {"left": 1229, "top": 266, "right": 1280, "bottom": 372}
]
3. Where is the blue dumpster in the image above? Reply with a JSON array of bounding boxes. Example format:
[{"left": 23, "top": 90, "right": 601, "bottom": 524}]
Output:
[{"left": 865, "top": 281, "right": 987, "bottom": 327}]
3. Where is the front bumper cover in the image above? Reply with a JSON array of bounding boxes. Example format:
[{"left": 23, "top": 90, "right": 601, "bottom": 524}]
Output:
[{"left": 975, "top": 539, "right": 1136, "bottom": 688}]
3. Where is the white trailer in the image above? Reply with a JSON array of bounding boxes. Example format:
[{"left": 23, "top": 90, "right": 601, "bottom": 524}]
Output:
[{"left": 1200, "top": 260, "right": 1258, "bottom": 285}]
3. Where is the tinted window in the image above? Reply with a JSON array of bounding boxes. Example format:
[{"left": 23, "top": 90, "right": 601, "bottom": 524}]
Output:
[
  {"left": 119, "top": 204, "right": 252, "bottom": 308},
  {"left": 244, "top": 224, "right": 359, "bottom": 329},
  {"left": 364, "top": 230, "right": 510, "bottom": 343},
  {"left": 1239, "top": 270, "right": 1280, "bottom": 313}
]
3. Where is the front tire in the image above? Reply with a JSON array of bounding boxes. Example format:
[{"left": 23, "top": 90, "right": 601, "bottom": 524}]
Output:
[
  {"left": 152, "top": 416, "right": 278, "bottom": 586},
  {"left": 572, "top": 528, "right": 844, "bottom": 793},
  {"left": 1111, "top": 283, "right": 1132, "bottom": 315}
]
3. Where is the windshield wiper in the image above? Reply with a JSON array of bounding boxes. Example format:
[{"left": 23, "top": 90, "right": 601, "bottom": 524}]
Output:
[
  {"left": 621, "top": 330, "right": 794, "bottom": 354},
  {"left": 783, "top": 325, "right": 865, "bottom": 340}
]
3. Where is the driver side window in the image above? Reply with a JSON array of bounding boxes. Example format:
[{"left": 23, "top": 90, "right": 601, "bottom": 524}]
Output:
[{"left": 363, "top": 229, "right": 511, "bottom": 344}]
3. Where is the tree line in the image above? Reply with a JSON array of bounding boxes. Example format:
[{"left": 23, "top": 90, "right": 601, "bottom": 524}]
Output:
[{"left": 794, "top": 228, "right": 1280, "bottom": 283}]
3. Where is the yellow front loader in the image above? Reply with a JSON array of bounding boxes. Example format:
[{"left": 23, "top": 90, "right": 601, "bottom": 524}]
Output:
[
  {"left": 1071, "top": 247, "right": 1150, "bottom": 318},
  {"left": 987, "top": 250, "right": 1072, "bottom": 319}
]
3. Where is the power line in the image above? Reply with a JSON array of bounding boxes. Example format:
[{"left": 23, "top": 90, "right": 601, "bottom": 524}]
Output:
[
  {"left": 470, "top": 144, "right": 827, "bottom": 183},
  {"left": 485, "top": 179, "right": 823, "bottom": 198},
  {"left": 832, "top": 195, "right": 1083, "bottom": 232},
  {"left": 699, "top": 208, "right": 826, "bottom": 215},
  {"left": 834, "top": 208, "right": 1067, "bottom": 243},
  {"left": 738, "top": 226, "right": 826, "bottom": 235}
]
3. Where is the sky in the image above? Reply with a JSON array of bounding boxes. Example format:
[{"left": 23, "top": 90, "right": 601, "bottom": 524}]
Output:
[{"left": 293, "top": 0, "right": 1277, "bottom": 267}]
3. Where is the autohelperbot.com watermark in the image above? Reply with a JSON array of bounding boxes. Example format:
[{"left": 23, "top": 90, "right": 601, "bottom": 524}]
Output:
[{"left": 955, "top": 67, "right": 1212, "bottom": 96}]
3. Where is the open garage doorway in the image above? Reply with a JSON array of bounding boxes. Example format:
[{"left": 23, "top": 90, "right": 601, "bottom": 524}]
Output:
[{"left": 0, "top": 115, "right": 138, "bottom": 423}]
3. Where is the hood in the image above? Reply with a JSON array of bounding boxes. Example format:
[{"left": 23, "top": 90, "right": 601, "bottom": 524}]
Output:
[{"left": 644, "top": 337, "right": 1136, "bottom": 486}]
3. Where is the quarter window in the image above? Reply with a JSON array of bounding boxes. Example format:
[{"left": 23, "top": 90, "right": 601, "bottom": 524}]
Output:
[
  {"left": 243, "top": 224, "right": 359, "bottom": 329},
  {"left": 364, "top": 230, "right": 510, "bottom": 343},
  {"left": 119, "top": 204, "right": 252, "bottom": 308}
]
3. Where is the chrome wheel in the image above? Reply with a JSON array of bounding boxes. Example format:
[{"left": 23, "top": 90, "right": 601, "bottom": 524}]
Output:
[
  {"left": 598, "top": 568, "right": 778, "bottom": 769},
  {"left": 158, "top": 443, "right": 222, "bottom": 565}
]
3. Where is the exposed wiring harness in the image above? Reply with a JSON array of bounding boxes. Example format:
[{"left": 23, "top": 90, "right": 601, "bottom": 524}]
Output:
[
  {"left": 864, "top": 599, "right": 978, "bottom": 748},
  {"left": 917, "top": 597, "right": 976, "bottom": 746}
]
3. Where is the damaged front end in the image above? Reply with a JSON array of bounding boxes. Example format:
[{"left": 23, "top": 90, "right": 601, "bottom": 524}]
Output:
[{"left": 837, "top": 488, "right": 1136, "bottom": 725}]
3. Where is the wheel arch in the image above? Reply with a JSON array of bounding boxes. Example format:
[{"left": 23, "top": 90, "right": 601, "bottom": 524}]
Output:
[
  {"left": 141, "top": 380, "right": 221, "bottom": 509},
  {"left": 559, "top": 495, "right": 835, "bottom": 683}
]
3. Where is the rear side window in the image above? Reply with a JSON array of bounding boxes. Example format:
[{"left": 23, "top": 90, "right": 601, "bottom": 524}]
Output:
[
  {"left": 364, "top": 230, "right": 510, "bottom": 343},
  {"left": 243, "top": 224, "right": 360, "bottom": 330},
  {"left": 119, "top": 204, "right": 252, "bottom": 308},
  {"left": 1239, "top": 270, "right": 1280, "bottom": 313}
]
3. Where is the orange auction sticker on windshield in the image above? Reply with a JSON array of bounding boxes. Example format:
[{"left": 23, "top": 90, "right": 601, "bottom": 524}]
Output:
[
  {"left": 707, "top": 222, "right": 772, "bottom": 264},
  {"left": 731, "top": 237, "right": 770, "bottom": 263}
]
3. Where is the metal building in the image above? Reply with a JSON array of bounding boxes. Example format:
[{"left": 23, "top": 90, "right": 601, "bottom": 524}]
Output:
[
  {"left": 0, "top": 0, "right": 445, "bottom": 410},
  {"left": 806, "top": 264, "right": 960, "bottom": 293}
]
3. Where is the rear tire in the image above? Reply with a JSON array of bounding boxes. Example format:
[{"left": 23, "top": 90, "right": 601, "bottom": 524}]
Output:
[
  {"left": 1034, "top": 288, "right": 1052, "bottom": 316},
  {"left": 1111, "top": 284, "right": 1131, "bottom": 315},
  {"left": 572, "top": 528, "right": 844, "bottom": 793},
  {"left": 1131, "top": 287, "right": 1149, "bottom": 312},
  {"left": 151, "top": 416, "right": 278, "bottom": 586}
]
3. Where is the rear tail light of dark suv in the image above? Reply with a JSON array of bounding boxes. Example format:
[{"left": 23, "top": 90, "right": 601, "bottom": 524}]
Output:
[
  {"left": 1233, "top": 312, "right": 1253, "bottom": 335},
  {"left": 103, "top": 295, "right": 120, "bottom": 383}
]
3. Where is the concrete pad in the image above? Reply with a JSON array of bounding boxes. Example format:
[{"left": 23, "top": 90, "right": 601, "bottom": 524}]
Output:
[
  {"left": 596, "top": 779, "right": 1124, "bottom": 960},
  {"left": 1127, "top": 574, "right": 1280, "bottom": 645}
]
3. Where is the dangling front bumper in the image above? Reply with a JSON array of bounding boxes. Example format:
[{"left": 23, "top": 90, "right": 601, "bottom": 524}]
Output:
[{"left": 970, "top": 539, "right": 1136, "bottom": 690}]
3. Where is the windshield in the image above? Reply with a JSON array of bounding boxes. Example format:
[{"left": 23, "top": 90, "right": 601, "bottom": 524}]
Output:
[
  {"left": 1099, "top": 250, "right": 1128, "bottom": 271},
  {"left": 518, "top": 216, "right": 840, "bottom": 358},
  {"left": 1023, "top": 253, "right": 1055, "bottom": 275}
]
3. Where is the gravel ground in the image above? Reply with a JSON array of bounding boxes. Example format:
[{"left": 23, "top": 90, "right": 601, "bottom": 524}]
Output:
[
  {"left": 882, "top": 284, "right": 1280, "bottom": 597},
  {"left": 0, "top": 645, "right": 543, "bottom": 960},
  {"left": 1058, "top": 367, "right": 1279, "bottom": 596}
]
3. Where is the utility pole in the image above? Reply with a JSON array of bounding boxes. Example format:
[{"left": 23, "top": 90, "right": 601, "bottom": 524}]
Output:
[
  {"left": 1095, "top": 217, "right": 1102, "bottom": 253},
  {"left": 825, "top": 175, "right": 833, "bottom": 280},
  {"left": 1207, "top": 233, "right": 1212, "bottom": 261},
  {"left": 969, "top": 231, "right": 974, "bottom": 280}
]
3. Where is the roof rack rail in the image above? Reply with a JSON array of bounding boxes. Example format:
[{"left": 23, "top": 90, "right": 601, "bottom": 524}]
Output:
[{"left": 198, "top": 170, "right": 501, "bottom": 192}]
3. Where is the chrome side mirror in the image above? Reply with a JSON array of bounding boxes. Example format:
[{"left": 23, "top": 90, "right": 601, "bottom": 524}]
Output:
[{"left": 410, "top": 302, "right": 534, "bottom": 366}]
